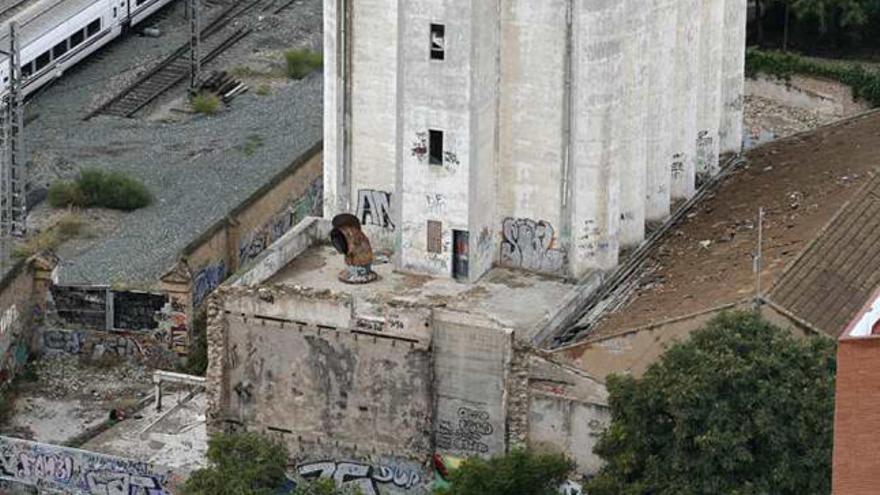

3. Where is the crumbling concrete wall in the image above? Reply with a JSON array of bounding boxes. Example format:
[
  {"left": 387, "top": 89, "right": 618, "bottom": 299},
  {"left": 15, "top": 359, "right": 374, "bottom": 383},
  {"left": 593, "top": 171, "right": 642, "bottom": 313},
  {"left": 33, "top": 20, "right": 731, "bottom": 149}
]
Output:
[
  {"left": 0, "top": 435, "right": 180, "bottom": 494},
  {"left": 208, "top": 286, "right": 434, "bottom": 462},
  {"left": 207, "top": 285, "right": 612, "bottom": 480},
  {"left": 0, "top": 261, "right": 35, "bottom": 385}
]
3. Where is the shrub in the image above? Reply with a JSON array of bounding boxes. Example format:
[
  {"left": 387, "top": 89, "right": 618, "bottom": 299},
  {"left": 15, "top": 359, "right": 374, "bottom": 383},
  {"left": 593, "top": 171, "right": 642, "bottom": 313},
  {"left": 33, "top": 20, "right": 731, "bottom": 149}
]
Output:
[
  {"left": 180, "top": 311, "right": 208, "bottom": 376},
  {"left": 435, "top": 449, "right": 575, "bottom": 495},
  {"left": 48, "top": 181, "right": 87, "bottom": 208},
  {"left": 181, "top": 432, "right": 289, "bottom": 495},
  {"left": 47, "top": 169, "right": 151, "bottom": 211},
  {"left": 586, "top": 311, "right": 836, "bottom": 495},
  {"left": 191, "top": 92, "right": 221, "bottom": 115},
  {"left": 285, "top": 49, "right": 323, "bottom": 79},
  {"left": 746, "top": 48, "right": 880, "bottom": 107}
]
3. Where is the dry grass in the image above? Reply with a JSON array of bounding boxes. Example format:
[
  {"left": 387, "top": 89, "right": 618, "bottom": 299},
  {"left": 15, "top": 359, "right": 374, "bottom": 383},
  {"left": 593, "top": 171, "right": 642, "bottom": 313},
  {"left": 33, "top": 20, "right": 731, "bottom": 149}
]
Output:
[{"left": 13, "top": 213, "right": 89, "bottom": 258}]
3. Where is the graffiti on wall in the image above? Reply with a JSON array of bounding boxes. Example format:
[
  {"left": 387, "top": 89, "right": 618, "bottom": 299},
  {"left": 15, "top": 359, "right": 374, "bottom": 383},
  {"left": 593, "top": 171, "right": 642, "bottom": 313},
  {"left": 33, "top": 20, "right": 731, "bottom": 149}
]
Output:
[
  {"left": 436, "top": 407, "right": 493, "bottom": 455},
  {"left": 155, "top": 301, "right": 188, "bottom": 355},
  {"left": 0, "top": 435, "right": 177, "bottom": 494},
  {"left": 52, "top": 286, "right": 107, "bottom": 329},
  {"left": 192, "top": 262, "right": 226, "bottom": 308},
  {"left": 357, "top": 190, "right": 394, "bottom": 230},
  {"left": 410, "top": 132, "right": 428, "bottom": 161},
  {"left": 500, "top": 218, "right": 566, "bottom": 274},
  {"left": 297, "top": 460, "right": 423, "bottom": 495},
  {"left": 239, "top": 177, "right": 324, "bottom": 267},
  {"left": 42, "top": 329, "right": 142, "bottom": 359}
]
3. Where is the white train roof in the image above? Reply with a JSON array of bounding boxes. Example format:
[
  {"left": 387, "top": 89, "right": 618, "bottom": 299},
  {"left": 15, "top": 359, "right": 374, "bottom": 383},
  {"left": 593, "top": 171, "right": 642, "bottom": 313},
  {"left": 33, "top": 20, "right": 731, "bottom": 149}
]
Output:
[{"left": 0, "top": 0, "right": 103, "bottom": 51}]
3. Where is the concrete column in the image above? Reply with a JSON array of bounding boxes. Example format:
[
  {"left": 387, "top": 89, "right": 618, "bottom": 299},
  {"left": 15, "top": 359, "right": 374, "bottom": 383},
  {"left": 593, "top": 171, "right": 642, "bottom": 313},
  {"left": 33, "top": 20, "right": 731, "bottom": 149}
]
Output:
[
  {"left": 720, "top": 0, "right": 747, "bottom": 154},
  {"left": 644, "top": 0, "right": 677, "bottom": 221},
  {"left": 568, "top": 0, "right": 624, "bottom": 275},
  {"left": 670, "top": 0, "right": 701, "bottom": 200},
  {"left": 617, "top": 0, "right": 647, "bottom": 247},
  {"left": 696, "top": 0, "right": 725, "bottom": 179},
  {"left": 322, "top": 0, "right": 346, "bottom": 215}
]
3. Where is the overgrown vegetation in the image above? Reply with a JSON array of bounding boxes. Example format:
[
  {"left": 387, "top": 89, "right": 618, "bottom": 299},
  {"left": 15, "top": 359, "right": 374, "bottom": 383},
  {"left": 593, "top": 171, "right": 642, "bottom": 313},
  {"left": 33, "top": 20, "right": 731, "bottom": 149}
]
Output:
[
  {"left": 586, "top": 311, "right": 836, "bottom": 495},
  {"left": 753, "top": 0, "right": 880, "bottom": 56},
  {"left": 181, "top": 432, "right": 290, "bottom": 495},
  {"left": 239, "top": 134, "right": 265, "bottom": 156},
  {"left": 256, "top": 83, "right": 272, "bottom": 96},
  {"left": 48, "top": 168, "right": 152, "bottom": 211},
  {"left": 434, "top": 449, "right": 575, "bottom": 495},
  {"left": 180, "top": 310, "right": 208, "bottom": 376},
  {"left": 285, "top": 49, "right": 323, "bottom": 79},
  {"left": 746, "top": 48, "right": 880, "bottom": 107},
  {"left": 191, "top": 92, "right": 222, "bottom": 115},
  {"left": 293, "top": 478, "right": 363, "bottom": 495},
  {"left": 13, "top": 213, "right": 89, "bottom": 258}
]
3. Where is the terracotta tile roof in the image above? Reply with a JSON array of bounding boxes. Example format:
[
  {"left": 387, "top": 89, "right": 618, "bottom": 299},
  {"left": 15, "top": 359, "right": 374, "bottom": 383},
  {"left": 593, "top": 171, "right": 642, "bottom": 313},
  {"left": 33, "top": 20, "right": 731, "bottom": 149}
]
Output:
[{"left": 768, "top": 175, "right": 880, "bottom": 337}]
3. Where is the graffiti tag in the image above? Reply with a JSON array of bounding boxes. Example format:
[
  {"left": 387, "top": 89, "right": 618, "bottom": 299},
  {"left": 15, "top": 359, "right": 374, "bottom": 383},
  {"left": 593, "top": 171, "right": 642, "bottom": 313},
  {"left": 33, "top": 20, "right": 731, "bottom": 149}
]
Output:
[{"left": 500, "top": 218, "right": 565, "bottom": 274}]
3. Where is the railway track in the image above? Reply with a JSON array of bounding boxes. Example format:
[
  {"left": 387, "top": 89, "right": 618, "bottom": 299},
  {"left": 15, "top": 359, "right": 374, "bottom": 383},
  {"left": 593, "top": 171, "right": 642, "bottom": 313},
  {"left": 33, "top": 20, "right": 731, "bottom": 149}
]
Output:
[{"left": 86, "top": 0, "right": 271, "bottom": 119}]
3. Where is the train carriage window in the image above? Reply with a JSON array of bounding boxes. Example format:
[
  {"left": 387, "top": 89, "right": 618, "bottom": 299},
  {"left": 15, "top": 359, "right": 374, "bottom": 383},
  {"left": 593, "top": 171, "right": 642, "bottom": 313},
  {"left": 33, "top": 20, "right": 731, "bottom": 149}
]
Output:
[
  {"left": 52, "top": 41, "right": 68, "bottom": 59},
  {"left": 20, "top": 62, "right": 33, "bottom": 78},
  {"left": 70, "top": 30, "right": 85, "bottom": 48},
  {"left": 35, "top": 52, "right": 50, "bottom": 71},
  {"left": 86, "top": 19, "right": 101, "bottom": 37}
]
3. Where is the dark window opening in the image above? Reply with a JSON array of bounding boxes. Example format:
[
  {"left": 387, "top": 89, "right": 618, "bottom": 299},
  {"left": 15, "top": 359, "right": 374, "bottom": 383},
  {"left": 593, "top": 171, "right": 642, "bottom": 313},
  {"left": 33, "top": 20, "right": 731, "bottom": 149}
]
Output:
[
  {"left": 428, "top": 129, "right": 443, "bottom": 166},
  {"left": 113, "top": 7, "right": 117, "bottom": 17},
  {"left": 87, "top": 19, "right": 101, "bottom": 37},
  {"left": 136, "top": 0, "right": 148, "bottom": 6},
  {"left": 53, "top": 40, "right": 68, "bottom": 59},
  {"left": 427, "top": 220, "right": 442, "bottom": 254},
  {"left": 70, "top": 30, "right": 85, "bottom": 47},
  {"left": 430, "top": 23, "right": 445, "bottom": 60},
  {"left": 20, "top": 62, "right": 33, "bottom": 78},
  {"left": 34, "top": 52, "right": 50, "bottom": 71}
]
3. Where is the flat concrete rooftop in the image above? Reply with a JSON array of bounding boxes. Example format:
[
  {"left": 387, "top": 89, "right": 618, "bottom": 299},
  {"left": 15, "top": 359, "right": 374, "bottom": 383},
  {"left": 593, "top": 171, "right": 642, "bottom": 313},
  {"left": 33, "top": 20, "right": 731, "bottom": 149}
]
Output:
[{"left": 268, "top": 244, "right": 585, "bottom": 342}]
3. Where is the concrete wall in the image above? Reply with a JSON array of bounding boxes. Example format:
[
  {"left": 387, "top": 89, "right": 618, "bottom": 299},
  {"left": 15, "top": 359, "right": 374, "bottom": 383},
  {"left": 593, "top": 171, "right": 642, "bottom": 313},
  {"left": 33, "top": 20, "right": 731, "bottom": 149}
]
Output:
[
  {"left": 555, "top": 301, "right": 819, "bottom": 380},
  {"left": 0, "top": 436, "right": 179, "bottom": 494},
  {"left": 720, "top": 0, "right": 747, "bottom": 154},
  {"left": 325, "top": 0, "right": 747, "bottom": 280},
  {"left": 0, "top": 262, "right": 35, "bottom": 385},
  {"left": 208, "top": 283, "right": 611, "bottom": 479},
  {"left": 568, "top": 0, "right": 623, "bottom": 273}
]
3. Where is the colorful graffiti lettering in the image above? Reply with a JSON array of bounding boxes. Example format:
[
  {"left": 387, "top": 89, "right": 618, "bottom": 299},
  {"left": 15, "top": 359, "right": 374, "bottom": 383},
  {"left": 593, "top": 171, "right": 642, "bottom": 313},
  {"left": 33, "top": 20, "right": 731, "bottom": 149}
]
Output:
[
  {"left": 0, "top": 436, "right": 175, "bottom": 494},
  {"left": 297, "top": 460, "right": 423, "bottom": 495},
  {"left": 500, "top": 218, "right": 566, "bottom": 274},
  {"left": 155, "top": 301, "right": 188, "bottom": 356},
  {"left": 192, "top": 262, "right": 226, "bottom": 308}
]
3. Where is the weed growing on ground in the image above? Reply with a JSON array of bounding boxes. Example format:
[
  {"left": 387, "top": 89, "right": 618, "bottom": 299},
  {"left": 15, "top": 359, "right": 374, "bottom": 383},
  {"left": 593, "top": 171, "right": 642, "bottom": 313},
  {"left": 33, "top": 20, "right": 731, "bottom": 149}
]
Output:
[
  {"left": 13, "top": 213, "right": 89, "bottom": 258},
  {"left": 255, "top": 83, "right": 271, "bottom": 96},
  {"left": 191, "top": 92, "right": 222, "bottom": 115},
  {"left": 285, "top": 49, "right": 323, "bottom": 79},
  {"left": 240, "top": 134, "right": 265, "bottom": 156},
  {"left": 48, "top": 168, "right": 152, "bottom": 211}
]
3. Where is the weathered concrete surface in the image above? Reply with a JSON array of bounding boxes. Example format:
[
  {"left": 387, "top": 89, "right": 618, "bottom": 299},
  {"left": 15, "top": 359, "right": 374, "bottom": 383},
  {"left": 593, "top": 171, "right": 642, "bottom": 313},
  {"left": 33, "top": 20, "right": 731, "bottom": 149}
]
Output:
[
  {"left": 0, "top": 261, "right": 34, "bottom": 386},
  {"left": 267, "top": 244, "right": 580, "bottom": 342},
  {"left": 324, "top": 0, "right": 747, "bottom": 279},
  {"left": 208, "top": 282, "right": 611, "bottom": 479},
  {"left": 0, "top": 436, "right": 181, "bottom": 494},
  {"left": 82, "top": 392, "right": 208, "bottom": 474}
]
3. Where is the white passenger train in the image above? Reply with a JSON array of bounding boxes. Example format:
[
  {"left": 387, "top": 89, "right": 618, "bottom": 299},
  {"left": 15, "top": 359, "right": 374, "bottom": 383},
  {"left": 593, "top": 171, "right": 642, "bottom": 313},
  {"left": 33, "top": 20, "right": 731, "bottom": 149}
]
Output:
[{"left": 0, "top": 0, "right": 177, "bottom": 98}]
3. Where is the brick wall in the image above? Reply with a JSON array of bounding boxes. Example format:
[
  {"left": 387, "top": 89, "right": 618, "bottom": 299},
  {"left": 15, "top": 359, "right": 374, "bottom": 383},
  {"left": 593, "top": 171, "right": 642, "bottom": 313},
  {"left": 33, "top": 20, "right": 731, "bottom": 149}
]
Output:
[{"left": 833, "top": 336, "right": 880, "bottom": 495}]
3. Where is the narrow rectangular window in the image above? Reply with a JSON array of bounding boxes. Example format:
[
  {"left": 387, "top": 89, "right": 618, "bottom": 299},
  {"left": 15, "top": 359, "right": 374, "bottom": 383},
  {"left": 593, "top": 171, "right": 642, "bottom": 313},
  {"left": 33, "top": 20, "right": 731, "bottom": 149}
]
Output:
[
  {"left": 20, "top": 62, "right": 33, "bottom": 78},
  {"left": 112, "top": 7, "right": 117, "bottom": 17},
  {"left": 87, "top": 19, "right": 101, "bottom": 37},
  {"left": 429, "top": 129, "right": 443, "bottom": 166},
  {"left": 430, "top": 24, "right": 445, "bottom": 60},
  {"left": 427, "top": 221, "right": 442, "bottom": 253},
  {"left": 70, "top": 30, "right": 85, "bottom": 47},
  {"left": 35, "top": 52, "right": 50, "bottom": 71},
  {"left": 53, "top": 40, "right": 68, "bottom": 59}
]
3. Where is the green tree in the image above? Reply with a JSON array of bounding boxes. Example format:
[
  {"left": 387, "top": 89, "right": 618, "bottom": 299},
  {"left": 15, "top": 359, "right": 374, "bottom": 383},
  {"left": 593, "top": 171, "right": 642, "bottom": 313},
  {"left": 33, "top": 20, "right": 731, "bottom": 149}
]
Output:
[
  {"left": 293, "top": 478, "right": 362, "bottom": 494},
  {"left": 435, "top": 449, "right": 574, "bottom": 495},
  {"left": 587, "top": 311, "right": 836, "bottom": 495},
  {"left": 181, "top": 432, "right": 290, "bottom": 495}
]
